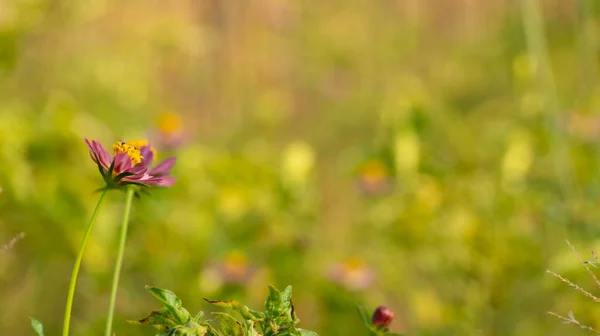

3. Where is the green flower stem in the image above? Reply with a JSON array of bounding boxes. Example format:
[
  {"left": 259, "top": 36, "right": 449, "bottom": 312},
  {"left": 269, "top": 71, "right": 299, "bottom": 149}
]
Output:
[
  {"left": 105, "top": 186, "right": 136, "bottom": 336},
  {"left": 63, "top": 188, "right": 109, "bottom": 336}
]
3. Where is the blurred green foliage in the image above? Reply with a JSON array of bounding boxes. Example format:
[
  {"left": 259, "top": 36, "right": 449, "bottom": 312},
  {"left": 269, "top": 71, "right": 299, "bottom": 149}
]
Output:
[{"left": 2, "top": 0, "right": 600, "bottom": 335}]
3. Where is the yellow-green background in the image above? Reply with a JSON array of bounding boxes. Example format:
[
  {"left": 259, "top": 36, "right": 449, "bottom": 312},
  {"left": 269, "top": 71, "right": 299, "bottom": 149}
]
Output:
[{"left": 1, "top": 1, "right": 600, "bottom": 335}]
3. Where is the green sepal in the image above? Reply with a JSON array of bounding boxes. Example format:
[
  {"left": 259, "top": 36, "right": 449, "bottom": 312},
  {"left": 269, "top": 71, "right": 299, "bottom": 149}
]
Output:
[
  {"left": 114, "top": 171, "right": 135, "bottom": 182},
  {"left": 30, "top": 317, "right": 44, "bottom": 336},
  {"left": 105, "top": 160, "right": 115, "bottom": 181}
]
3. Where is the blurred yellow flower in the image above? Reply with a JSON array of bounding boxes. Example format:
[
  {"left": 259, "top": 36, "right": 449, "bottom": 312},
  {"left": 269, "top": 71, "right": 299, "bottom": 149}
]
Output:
[
  {"left": 502, "top": 130, "right": 533, "bottom": 185},
  {"left": 412, "top": 289, "right": 444, "bottom": 327},
  {"left": 512, "top": 53, "right": 537, "bottom": 83},
  {"left": 416, "top": 180, "right": 442, "bottom": 212},
  {"left": 218, "top": 186, "right": 249, "bottom": 220},
  {"left": 394, "top": 130, "right": 420, "bottom": 176},
  {"left": 282, "top": 141, "right": 315, "bottom": 185}
]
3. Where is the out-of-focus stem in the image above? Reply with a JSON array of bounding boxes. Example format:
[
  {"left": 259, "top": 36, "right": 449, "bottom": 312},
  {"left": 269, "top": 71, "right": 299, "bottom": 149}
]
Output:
[{"left": 104, "top": 186, "right": 136, "bottom": 336}]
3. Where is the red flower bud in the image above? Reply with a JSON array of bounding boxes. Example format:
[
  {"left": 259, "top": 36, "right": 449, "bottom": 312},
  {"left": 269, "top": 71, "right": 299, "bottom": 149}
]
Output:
[{"left": 371, "top": 306, "right": 394, "bottom": 328}]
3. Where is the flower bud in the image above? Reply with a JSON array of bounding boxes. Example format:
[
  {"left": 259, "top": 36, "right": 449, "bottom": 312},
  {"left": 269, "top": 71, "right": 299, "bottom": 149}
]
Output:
[{"left": 371, "top": 306, "right": 394, "bottom": 328}]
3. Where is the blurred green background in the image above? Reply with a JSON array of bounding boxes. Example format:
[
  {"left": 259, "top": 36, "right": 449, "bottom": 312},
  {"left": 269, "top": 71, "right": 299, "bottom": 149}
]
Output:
[{"left": 2, "top": 0, "right": 600, "bottom": 335}]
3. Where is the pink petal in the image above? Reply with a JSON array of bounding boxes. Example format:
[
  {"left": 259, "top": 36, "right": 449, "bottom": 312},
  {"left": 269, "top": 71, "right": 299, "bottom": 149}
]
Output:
[
  {"left": 85, "top": 138, "right": 100, "bottom": 165},
  {"left": 113, "top": 153, "right": 131, "bottom": 174},
  {"left": 93, "top": 141, "right": 112, "bottom": 169},
  {"left": 125, "top": 165, "right": 148, "bottom": 179},
  {"left": 140, "top": 176, "right": 176, "bottom": 187},
  {"left": 149, "top": 158, "right": 176, "bottom": 176},
  {"left": 85, "top": 138, "right": 111, "bottom": 170},
  {"left": 140, "top": 146, "right": 154, "bottom": 167}
]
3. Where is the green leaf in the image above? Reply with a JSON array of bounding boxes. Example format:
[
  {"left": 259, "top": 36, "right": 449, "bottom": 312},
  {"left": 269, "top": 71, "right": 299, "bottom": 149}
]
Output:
[
  {"left": 199, "top": 322, "right": 222, "bottom": 336},
  {"left": 193, "top": 311, "right": 205, "bottom": 323},
  {"left": 146, "top": 286, "right": 183, "bottom": 307},
  {"left": 298, "top": 329, "right": 319, "bottom": 336},
  {"left": 281, "top": 286, "right": 296, "bottom": 321},
  {"left": 204, "top": 298, "right": 265, "bottom": 321},
  {"left": 241, "top": 320, "right": 261, "bottom": 336},
  {"left": 30, "top": 317, "right": 44, "bottom": 336},
  {"left": 212, "top": 312, "right": 245, "bottom": 336},
  {"left": 127, "top": 307, "right": 178, "bottom": 330},
  {"left": 265, "top": 286, "right": 284, "bottom": 318},
  {"left": 356, "top": 305, "right": 371, "bottom": 328},
  {"left": 163, "top": 321, "right": 208, "bottom": 336},
  {"left": 146, "top": 286, "right": 192, "bottom": 324}
]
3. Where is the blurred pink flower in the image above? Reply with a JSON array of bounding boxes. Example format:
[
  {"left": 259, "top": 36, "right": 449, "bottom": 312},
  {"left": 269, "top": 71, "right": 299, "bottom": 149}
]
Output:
[
  {"left": 151, "top": 112, "right": 186, "bottom": 151},
  {"left": 356, "top": 159, "right": 393, "bottom": 196},
  {"left": 329, "top": 258, "right": 375, "bottom": 291},
  {"left": 86, "top": 138, "right": 176, "bottom": 188},
  {"left": 207, "top": 250, "right": 257, "bottom": 286},
  {"left": 568, "top": 111, "right": 600, "bottom": 141}
]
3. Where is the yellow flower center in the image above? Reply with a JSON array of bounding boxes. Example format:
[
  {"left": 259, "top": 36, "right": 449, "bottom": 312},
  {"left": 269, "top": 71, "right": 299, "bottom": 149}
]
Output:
[
  {"left": 344, "top": 258, "right": 366, "bottom": 272},
  {"left": 360, "top": 160, "right": 389, "bottom": 181},
  {"left": 223, "top": 250, "right": 248, "bottom": 277},
  {"left": 112, "top": 141, "right": 144, "bottom": 166},
  {"left": 157, "top": 112, "right": 183, "bottom": 135},
  {"left": 129, "top": 139, "right": 158, "bottom": 160},
  {"left": 128, "top": 140, "right": 149, "bottom": 149}
]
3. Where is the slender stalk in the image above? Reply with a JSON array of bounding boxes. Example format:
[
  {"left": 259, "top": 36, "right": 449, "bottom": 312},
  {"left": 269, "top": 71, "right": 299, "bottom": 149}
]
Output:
[
  {"left": 520, "top": 0, "right": 578, "bottom": 198},
  {"left": 63, "top": 188, "right": 109, "bottom": 336},
  {"left": 105, "top": 186, "right": 136, "bottom": 336}
]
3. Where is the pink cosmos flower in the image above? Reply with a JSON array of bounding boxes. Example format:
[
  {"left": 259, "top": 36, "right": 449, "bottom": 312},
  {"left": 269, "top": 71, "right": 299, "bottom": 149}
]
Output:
[
  {"left": 329, "top": 258, "right": 375, "bottom": 291},
  {"left": 355, "top": 159, "right": 393, "bottom": 196},
  {"left": 150, "top": 112, "right": 186, "bottom": 151},
  {"left": 85, "top": 138, "right": 176, "bottom": 189}
]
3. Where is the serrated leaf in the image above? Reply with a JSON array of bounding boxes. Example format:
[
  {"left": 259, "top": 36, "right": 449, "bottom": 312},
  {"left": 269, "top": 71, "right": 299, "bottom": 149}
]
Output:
[
  {"left": 146, "top": 286, "right": 192, "bottom": 324},
  {"left": 30, "top": 317, "right": 44, "bottom": 336},
  {"left": 213, "top": 312, "right": 245, "bottom": 336},
  {"left": 204, "top": 298, "right": 265, "bottom": 321},
  {"left": 127, "top": 307, "right": 178, "bottom": 330},
  {"left": 297, "top": 329, "right": 319, "bottom": 336}
]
